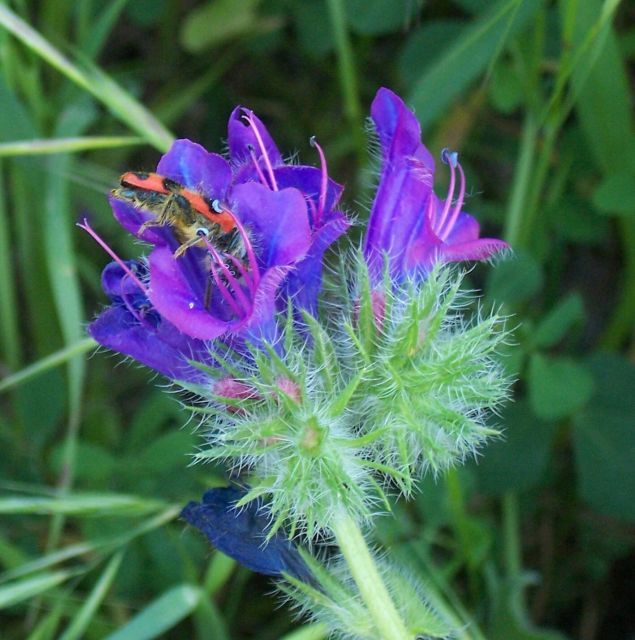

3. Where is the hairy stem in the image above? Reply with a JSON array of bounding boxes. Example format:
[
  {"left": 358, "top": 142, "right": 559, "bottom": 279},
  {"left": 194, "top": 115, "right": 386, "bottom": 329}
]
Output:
[{"left": 332, "top": 510, "right": 410, "bottom": 640}]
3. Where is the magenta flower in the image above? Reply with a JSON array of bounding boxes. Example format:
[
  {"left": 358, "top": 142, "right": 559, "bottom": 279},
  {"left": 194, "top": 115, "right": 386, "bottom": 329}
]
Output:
[
  {"left": 88, "top": 108, "right": 348, "bottom": 379},
  {"left": 364, "top": 88, "right": 508, "bottom": 280}
]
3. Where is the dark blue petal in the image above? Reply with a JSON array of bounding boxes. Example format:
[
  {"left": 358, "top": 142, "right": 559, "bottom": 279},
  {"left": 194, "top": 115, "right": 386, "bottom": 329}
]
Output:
[{"left": 182, "top": 487, "right": 312, "bottom": 582}]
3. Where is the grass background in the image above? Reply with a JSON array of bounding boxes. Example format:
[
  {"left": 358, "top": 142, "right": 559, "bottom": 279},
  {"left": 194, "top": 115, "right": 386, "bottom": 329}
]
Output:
[{"left": 0, "top": 0, "right": 634, "bottom": 638}]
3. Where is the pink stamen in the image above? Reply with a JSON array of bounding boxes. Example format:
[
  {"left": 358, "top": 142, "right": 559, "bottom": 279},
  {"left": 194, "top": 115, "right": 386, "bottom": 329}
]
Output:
[
  {"left": 208, "top": 260, "right": 244, "bottom": 318},
  {"left": 203, "top": 238, "right": 252, "bottom": 313},
  {"left": 224, "top": 253, "right": 254, "bottom": 292},
  {"left": 439, "top": 161, "right": 466, "bottom": 241},
  {"left": 310, "top": 136, "right": 328, "bottom": 228},
  {"left": 247, "top": 145, "right": 270, "bottom": 188},
  {"left": 242, "top": 111, "right": 278, "bottom": 191},
  {"left": 434, "top": 150, "right": 457, "bottom": 239},
  {"left": 77, "top": 219, "right": 148, "bottom": 295}
]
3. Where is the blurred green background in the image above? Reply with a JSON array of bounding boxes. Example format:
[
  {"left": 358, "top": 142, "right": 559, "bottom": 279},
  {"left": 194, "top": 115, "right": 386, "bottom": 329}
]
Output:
[{"left": 0, "top": 0, "right": 633, "bottom": 638}]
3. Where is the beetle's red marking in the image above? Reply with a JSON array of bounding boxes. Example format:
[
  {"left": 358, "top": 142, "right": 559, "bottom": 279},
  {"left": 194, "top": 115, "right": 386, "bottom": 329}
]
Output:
[{"left": 117, "top": 171, "right": 237, "bottom": 233}]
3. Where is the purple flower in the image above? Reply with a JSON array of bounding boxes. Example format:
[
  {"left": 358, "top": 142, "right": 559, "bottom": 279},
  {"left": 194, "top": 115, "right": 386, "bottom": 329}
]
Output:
[
  {"left": 364, "top": 88, "right": 508, "bottom": 280},
  {"left": 87, "top": 107, "right": 348, "bottom": 379},
  {"left": 88, "top": 260, "right": 212, "bottom": 382},
  {"left": 182, "top": 486, "right": 312, "bottom": 582}
]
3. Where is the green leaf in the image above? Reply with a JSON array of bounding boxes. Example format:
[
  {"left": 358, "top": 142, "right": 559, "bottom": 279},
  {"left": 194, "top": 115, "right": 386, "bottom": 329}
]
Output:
[
  {"left": 292, "top": 0, "right": 334, "bottom": 59},
  {"left": 180, "top": 0, "right": 261, "bottom": 53},
  {"left": 0, "top": 571, "right": 70, "bottom": 609},
  {"left": 486, "top": 252, "right": 543, "bottom": 305},
  {"left": 530, "top": 293, "right": 585, "bottom": 349},
  {"left": 474, "top": 401, "right": 555, "bottom": 494},
  {"left": 573, "top": 353, "right": 635, "bottom": 522},
  {"left": 571, "top": 1, "right": 635, "bottom": 175},
  {"left": 592, "top": 171, "right": 635, "bottom": 216},
  {"left": 488, "top": 572, "right": 568, "bottom": 640},
  {"left": 528, "top": 354, "right": 594, "bottom": 420},
  {"left": 398, "top": 20, "right": 466, "bottom": 86},
  {"left": 408, "top": 0, "right": 542, "bottom": 128},
  {"left": 345, "top": 0, "right": 415, "bottom": 36},
  {"left": 104, "top": 584, "right": 202, "bottom": 640},
  {"left": 489, "top": 58, "right": 523, "bottom": 113}
]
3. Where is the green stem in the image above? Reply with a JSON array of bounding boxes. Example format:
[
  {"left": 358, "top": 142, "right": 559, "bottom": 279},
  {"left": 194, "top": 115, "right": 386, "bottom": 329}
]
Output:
[
  {"left": 600, "top": 218, "right": 635, "bottom": 349},
  {"left": 324, "top": 0, "right": 365, "bottom": 163},
  {"left": 502, "top": 492, "right": 521, "bottom": 577},
  {"left": 503, "top": 112, "right": 538, "bottom": 247},
  {"left": 332, "top": 510, "right": 410, "bottom": 640}
]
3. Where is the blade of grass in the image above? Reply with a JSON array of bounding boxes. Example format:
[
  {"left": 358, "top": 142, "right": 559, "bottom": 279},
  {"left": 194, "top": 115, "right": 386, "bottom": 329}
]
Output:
[
  {"left": 0, "top": 5, "right": 174, "bottom": 151},
  {"left": 39, "top": 102, "right": 97, "bottom": 569},
  {"left": 26, "top": 593, "right": 66, "bottom": 640},
  {"left": 1, "top": 506, "right": 179, "bottom": 583},
  {"left": 324, "top": 0, "right": 364, "bottom": 164},
  {"left": 409, "top": 0, "right": 542, "bottom": 129},
  {"left": 0, "top": 160, "right": 20, "bottom": 369},
  {"left": 0, "top": 136, "right": 143, "bottom": 156},
  {"left": 0, "top": 571, "right": 71, "bottom": 609},
  {"left": 0, "top": 338, "right": 96, "bottom": 394},
  {"left": 58, "top": 551, "right": 124, "bottom": 640},
  {"left": 104, "top": 584, "right": 202, "bottom": 640},
  {"left": 79, "top": 0, "right": 130, "bottom": 60},
  {"left": 0, "top": 493, "right": 168, "bottom": 516},
  {"left": 192, "top": 597, "right": 230, "bottom": 640}
]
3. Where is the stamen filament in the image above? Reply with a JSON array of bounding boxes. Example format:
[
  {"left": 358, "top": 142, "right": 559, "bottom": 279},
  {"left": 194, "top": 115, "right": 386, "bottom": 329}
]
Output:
[
  {"left": 224, "top": 253, "right": 254, "bottom": 293},
  {"left": 234, "top": 217, "right": 260, "bottom": 289},
  {"left": 439, "top": 161, "right": 466, "bottom": 241},
  {"left": 247, "top": 144, "right": 270, "bottom": 188},
  {"left": 204, "top": 239, "right": 252, "bottom": 313},
  {"left": 243, "top": 111, "right": 278, "bottom": 191},
  {"left": 77, "top": 219, "right": 148, "bottom": 295},
  {"left": 208, "top": 261, "right": 244, "bottom": 318},
  {"left": 435, "top": 149, "right": 456, "bottom": 239},
  {"left": 310, "top": 136, "right": 328, "bottom": 228}
]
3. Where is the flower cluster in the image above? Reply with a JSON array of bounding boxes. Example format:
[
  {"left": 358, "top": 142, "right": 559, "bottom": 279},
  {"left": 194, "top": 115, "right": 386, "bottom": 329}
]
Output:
[
  {"left": 86, "top": 89, "right": 510, "bottom": 623},
  {"left": 88, "top": 107, "right": 349, "bottom": 380}
]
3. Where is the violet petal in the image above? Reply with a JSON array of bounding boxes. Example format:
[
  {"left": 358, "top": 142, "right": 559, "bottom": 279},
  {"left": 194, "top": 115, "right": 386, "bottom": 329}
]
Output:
[
  {"left": 157, "top": 139, "right": 232, "bottom": 200},
  {"left": 88, "top": 305, "right": 207, "bottom": 382},
  {"left": 273, "top": 166, "right": 343, "bottom": 227},
  {"left": 364, "top": 88, "right": 437, "bottom": 274},
  {"left": 227, "top": 107, "right": 283, "bottom": 167},
  {"left": 285, "top": 212, "right": 350, "bottom": 312},
  {"left": 148, "top": 246, "right": 235, "bottom": 340},
  {"left": 232, "top": 183, "right": 312, "bottom": 269}
]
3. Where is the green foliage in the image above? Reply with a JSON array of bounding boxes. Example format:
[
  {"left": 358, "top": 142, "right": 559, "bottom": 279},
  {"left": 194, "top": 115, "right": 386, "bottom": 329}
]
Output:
[
  {"left": 0, "top": 0, "right": 633, "bottom": 638},
  {"left": 573, "top": 353, "right": 635, "bottom": 522}
]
